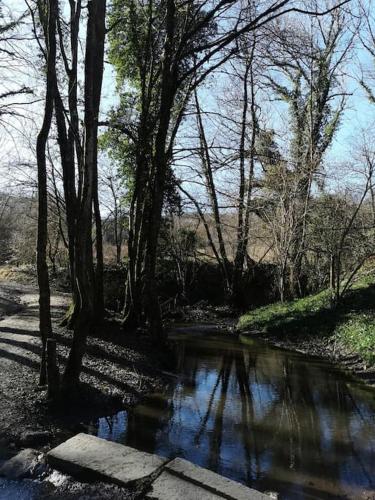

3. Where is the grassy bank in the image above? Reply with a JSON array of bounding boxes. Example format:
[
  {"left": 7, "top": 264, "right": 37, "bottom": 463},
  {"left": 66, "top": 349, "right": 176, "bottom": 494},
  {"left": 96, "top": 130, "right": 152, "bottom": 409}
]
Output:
[{"left": 238, "top": 275, "right": 375, "bottom": 366}]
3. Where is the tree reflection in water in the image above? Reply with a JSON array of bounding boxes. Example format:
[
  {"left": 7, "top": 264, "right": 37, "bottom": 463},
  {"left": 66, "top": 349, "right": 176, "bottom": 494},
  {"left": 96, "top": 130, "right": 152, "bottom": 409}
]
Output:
[{"left": 97, "top": 333, "right": 375, "bottom": 500}]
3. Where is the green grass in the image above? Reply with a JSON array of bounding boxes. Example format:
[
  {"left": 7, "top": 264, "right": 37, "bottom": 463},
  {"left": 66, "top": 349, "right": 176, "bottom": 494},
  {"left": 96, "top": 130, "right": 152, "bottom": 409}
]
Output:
[
  {"left": 237, "top": 289, "right": 331, "bottom": 333},
  {"left": 336, "top": 314, "right": 375, "bottom": 365},
  {"left": 238, "top": 274, "right": 375, "bottom": 365}
]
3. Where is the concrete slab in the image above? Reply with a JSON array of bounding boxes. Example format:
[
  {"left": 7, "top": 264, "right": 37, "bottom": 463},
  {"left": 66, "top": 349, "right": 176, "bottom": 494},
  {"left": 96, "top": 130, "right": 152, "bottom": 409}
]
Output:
[
  {"left": 47, "top": 434, "right": 270, "bottom": 499},
  {"left": 147, "top": 470, "right": 222, "bottom": 500},
  {"left": 166, "top": 457, "right": 269, "bottom": 500},
  {"left": 47, "top": 433, "right": 167, "bottom": 487}
]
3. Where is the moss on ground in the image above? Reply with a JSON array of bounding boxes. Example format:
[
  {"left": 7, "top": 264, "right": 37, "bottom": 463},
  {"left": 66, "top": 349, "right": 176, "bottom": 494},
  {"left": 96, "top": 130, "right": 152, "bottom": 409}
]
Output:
[{"left": 238, "top": 274, "right": 375, "bottom": 365}]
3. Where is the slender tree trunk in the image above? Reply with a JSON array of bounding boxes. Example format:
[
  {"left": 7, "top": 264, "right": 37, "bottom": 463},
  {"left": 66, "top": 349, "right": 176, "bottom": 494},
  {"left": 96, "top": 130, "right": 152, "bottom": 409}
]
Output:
[
  {"left": 54, "top": 89, "right": 79, "bottom": 327},
  {"left": 122, "top": 124, "right": 151, "bottom": 329},
  {"left": 94, "top": 179, "right": 104, "bottom": 320},
  {"left": 232, "top": 47, "right": 258, "bottom": 304},
  {"left": 289, "top": 171, "right": 313, "bottom": 297},
  {"left": 232, "top": 60, "right": 250, "bottom": 298},
  {"left": 109, "top": 179, "right": 122, "bottom": 264},
  {"left": 329, "top": 253, "right": 335, "bottom": 292},
  {"left": 194, "top": 91, "right": 231, "bottom": 291},
  {"left": 55, "top": 0, "right": 81, "bottom": 327},
  {"left": 36, "top": 0, "right": 59, "bottom": 396},
  {"left": 116, "top": 232, "right": 121, "bottom": 264}
]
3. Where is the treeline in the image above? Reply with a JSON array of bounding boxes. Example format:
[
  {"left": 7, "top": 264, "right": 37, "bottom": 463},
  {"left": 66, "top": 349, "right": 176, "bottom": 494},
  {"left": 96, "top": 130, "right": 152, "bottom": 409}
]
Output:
[{"left": 1, "top": 0, "right": 375, "bottom": 397}]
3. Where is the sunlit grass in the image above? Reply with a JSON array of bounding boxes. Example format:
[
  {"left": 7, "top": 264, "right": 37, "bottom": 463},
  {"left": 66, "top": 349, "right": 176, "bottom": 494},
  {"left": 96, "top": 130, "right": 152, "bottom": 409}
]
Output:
[
  {"left": 237, "top": 289, "right": 331, "bottom": 333},
  {"left": 337, "top": 314, "right": 375, "bottom": 365},
  {"left": 238, "top": 273, "right": 375, "bottom": 365}
]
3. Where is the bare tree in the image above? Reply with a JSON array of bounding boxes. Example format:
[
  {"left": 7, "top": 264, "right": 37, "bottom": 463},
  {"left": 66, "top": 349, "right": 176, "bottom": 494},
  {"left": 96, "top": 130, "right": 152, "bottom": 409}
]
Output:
[
  {"left": 105, "top": 0, "right": 346, "bottom": 336},
  {"left": 178, "top": 35, "right": 261, "bottom": 304},
  {"left": 100, "top": 162, "right": 128, "bottom": 265},
  {"left": 310, "top": 155, "right": 375, "bottom": 305},
  {"left": 263, "top": 7, "right": 355, "bottom": 295}
]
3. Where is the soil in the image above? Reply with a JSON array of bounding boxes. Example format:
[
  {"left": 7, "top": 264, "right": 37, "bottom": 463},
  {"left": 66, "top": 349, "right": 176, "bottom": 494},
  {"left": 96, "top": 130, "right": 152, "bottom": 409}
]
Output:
[{"left": 0, "top": 279, "right": 167, "bottom": 498}]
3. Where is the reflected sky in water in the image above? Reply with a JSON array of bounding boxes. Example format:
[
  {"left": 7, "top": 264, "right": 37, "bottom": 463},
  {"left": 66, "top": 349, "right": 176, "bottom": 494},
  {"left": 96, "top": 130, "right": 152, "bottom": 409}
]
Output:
[
  {"left": 0, "top": 479, "right": 41, "bottom": 499},
  {"left": 96, "top": 331, "right": 375, "bottom": 499}
]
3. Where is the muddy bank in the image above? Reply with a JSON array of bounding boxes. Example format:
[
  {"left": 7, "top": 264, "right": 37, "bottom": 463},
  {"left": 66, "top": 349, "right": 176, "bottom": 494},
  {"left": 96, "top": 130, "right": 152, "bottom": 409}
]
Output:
[{"left": 239, "top": 328, "right": 375, "bottom": 387}]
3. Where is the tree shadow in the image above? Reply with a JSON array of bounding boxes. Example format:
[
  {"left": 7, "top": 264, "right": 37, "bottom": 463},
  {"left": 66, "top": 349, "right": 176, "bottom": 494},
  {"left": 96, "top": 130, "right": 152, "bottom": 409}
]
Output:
[
  {"left": 0, "top": 336, "right": 41, "bottom": 354},
  {"left": 0, "top": 326, "right": 40, "bottom": 336},
  {"left": 0, "top": 333, "right": 141, "bottom": 397},
  {"left": 0, "top": 346, "right": 39, "bottom": 370}
]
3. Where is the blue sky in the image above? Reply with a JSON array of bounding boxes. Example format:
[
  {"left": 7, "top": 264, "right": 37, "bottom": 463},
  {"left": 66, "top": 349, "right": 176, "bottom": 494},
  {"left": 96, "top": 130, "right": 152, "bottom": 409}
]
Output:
[{"left": 2, "top": 0, "right": 375, "bottom": 195}]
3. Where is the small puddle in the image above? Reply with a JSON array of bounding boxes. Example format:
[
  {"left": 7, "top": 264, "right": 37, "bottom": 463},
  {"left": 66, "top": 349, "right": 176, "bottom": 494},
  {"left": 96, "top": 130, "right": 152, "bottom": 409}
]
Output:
[{"left": 95, "top": 328, "right": 375, "bottom": 500}]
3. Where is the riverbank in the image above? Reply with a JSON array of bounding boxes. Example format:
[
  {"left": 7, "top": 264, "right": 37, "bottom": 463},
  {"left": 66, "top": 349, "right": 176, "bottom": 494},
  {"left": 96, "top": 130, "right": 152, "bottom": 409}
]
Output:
[{"left": 237, "top": 274, "right": 375, "bottom": 385}]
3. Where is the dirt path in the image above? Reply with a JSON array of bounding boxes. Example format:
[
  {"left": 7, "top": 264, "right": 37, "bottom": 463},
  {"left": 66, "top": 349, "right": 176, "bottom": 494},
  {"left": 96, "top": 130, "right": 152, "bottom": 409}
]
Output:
[
  {"left": 0, "top": 282, "right": 170, "bottom": 498},
  {"left": 0, "top": 281, "right": 165, "bottom": 452},
  {"left": 0, "top": 283, "right": 69, "bottom": 443}
]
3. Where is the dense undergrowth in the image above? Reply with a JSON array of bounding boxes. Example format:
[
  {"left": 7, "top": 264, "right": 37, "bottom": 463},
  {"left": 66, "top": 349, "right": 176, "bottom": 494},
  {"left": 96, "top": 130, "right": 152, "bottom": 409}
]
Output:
[{"left": 238, "top": 273, "right": 375, "bottom": 365}]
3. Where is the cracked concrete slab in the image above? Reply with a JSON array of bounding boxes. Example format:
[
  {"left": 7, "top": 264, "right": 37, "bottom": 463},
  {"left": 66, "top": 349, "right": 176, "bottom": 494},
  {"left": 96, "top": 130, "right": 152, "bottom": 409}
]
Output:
[
  {"left": 165, "top": 457, "right": 269, "bottom": 499},
  {"left": 47, "top": 434, "right": 270, "bottom": 498},
  {"left": 47, "top": 433, "right": 167, "bottom": 487},
  {"left": 146, "top": 469, "right": 223, "bottom": 500}
]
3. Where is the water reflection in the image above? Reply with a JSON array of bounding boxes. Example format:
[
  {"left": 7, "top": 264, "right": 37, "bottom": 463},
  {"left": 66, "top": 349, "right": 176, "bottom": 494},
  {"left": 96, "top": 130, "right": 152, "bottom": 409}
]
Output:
[{"left": 96, "top": 331, "right": 375, "bottom": 499}]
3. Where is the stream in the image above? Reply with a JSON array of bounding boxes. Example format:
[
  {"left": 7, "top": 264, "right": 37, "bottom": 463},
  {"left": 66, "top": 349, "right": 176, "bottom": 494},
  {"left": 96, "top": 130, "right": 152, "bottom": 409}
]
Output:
[{"left": 96, "top": 327, "right": 375, "bottom": 500}]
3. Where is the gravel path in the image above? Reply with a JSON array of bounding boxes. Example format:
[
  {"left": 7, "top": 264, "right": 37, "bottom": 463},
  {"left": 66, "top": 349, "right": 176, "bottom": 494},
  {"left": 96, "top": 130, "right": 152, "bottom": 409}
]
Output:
[
  {"left": 0, "top": 281, "right": 166, "bottom": 498},
  {"left": 0, "top": 281, "right": 165, "bottom": 446},
  {"left": 0, "top": 283, "right": 69, "bottom": 443}
]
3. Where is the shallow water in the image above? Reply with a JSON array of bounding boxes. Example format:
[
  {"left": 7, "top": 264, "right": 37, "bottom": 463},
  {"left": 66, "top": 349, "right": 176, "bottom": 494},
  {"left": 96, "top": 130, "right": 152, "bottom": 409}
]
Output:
[
  {"left": 0, "top": 478, "right": 41, "bottom": 499},
  {"left": 97, "top": 328, "right": 375, "bottom": 500}
]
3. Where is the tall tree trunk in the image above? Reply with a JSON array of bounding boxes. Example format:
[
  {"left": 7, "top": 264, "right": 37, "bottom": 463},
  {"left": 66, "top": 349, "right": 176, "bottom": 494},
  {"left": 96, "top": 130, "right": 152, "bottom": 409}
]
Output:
[
  {"left": 123, "top": 0, "right": 176, "bottom": 342},
  {"left": 122, "top": 152, "right": 148, "bottom": 329},
  {"left": 55, "top": 0, "right": 81, "bottom": 327},
  {"left": 194, "top": 91, "right": 231, "bottom": 291},
  {"left": 54, "top": 89, "right": 79, "bottom": 326},
  {"left": 63, "top": 0, "right": 106, "bottom": 389},
  {"left": 36, "top": 0, "right": 59, "bottom": 397},
  {"left": 289, "top": 171, "right": 312, "bottom": 297},
  {"left": 232, "top": 38, "right": 258, "bottom": 306},
  {"left": 232, "top": 54, "right": 253, "bottom": 303}
]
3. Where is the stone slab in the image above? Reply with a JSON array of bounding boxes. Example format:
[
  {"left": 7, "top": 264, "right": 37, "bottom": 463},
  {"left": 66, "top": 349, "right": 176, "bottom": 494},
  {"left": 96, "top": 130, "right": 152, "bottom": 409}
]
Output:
[
  {"left": 166, "top": 457, "right": 269, "bottom": 500},
  {"left": 147, "top": 470, "right": 222, "bottom": 500},
  {"left": 47, "top": 433, "right": 167, "bottom": 486}
]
